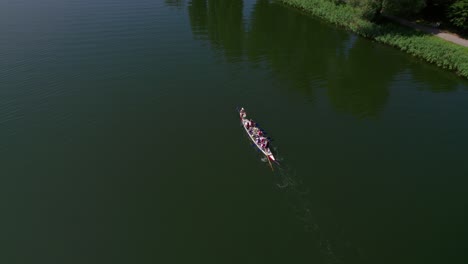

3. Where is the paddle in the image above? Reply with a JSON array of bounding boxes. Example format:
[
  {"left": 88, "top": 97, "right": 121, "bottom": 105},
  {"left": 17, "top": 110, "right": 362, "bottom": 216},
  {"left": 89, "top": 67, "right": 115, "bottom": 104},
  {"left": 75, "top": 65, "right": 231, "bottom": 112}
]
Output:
[{"left": 267, "top": 156, "right": 274, "bottom": 171}]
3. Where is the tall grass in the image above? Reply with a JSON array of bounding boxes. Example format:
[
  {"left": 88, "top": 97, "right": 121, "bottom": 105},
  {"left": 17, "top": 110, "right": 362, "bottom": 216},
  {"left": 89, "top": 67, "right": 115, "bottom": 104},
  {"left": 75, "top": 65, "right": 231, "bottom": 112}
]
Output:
[{"left": 280, "top": 0, "right": 468, "bottom": 79}]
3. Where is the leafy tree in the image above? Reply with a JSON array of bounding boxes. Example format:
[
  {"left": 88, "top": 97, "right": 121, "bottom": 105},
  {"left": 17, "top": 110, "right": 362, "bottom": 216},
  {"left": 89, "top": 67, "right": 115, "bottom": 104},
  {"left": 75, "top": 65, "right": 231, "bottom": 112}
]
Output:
[
  {"left": 422, "top": 0, "right": 455, "bottom": 22},
  {"left": 426, "top": 0, "right": 455, "bottom": 6},
  {"left": 448, "top": 0, "right": 468, "bottom": 30},
  {"left": 382, "top": 0, "right": 427, "bottom": 17},
  {"left": 346, "top": 0, "right": 426, "bottom": 20},
  {"left": 348, "top": 0, "right": 383, "bottom": 21}
]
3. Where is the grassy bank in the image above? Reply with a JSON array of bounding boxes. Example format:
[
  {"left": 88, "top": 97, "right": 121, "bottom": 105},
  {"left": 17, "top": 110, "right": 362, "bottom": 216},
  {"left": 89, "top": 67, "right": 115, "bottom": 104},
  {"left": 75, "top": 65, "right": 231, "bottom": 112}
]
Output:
[{"left": 280, "top": 0, "right": 468, "bottom": 79}]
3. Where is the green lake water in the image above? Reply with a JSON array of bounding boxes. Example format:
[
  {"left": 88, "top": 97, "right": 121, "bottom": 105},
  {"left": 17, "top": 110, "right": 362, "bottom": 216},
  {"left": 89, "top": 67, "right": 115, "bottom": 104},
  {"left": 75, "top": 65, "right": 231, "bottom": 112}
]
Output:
[{"left": 1, "top": 0, "right": 468, "bottom": 263}]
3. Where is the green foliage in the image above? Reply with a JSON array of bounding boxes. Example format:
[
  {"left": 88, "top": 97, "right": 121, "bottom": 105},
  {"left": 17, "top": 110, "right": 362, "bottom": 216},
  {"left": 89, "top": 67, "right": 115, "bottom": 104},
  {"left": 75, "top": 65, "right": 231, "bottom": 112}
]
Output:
[
  {"left": 280, "top": 0, "right": 468, "bottom": 79},
  {"left": 382, "top": 0, "right": 426, "bottom": 17},
  {"left": 348, "top": 0, "right": 383, "bottom": 21},
  {"left": 425, "top": 0, "right": 456, "bottom": 8},
  {"left": 448, "top": 0, "right": 468, "bottom": 30}
]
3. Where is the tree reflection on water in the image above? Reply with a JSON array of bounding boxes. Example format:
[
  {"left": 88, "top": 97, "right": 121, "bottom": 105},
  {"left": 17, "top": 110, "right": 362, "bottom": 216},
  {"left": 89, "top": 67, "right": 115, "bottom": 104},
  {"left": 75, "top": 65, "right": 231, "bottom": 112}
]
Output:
[{"left": 184, "top": 0, "right": 465, "bottom": 119}]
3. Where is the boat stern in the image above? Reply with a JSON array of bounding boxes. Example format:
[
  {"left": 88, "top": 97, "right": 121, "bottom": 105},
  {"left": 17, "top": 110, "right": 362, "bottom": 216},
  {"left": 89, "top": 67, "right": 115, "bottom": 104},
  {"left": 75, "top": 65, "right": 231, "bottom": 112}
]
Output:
[{"left": 268, "top": 155, "right": 276, "bottom": 161}]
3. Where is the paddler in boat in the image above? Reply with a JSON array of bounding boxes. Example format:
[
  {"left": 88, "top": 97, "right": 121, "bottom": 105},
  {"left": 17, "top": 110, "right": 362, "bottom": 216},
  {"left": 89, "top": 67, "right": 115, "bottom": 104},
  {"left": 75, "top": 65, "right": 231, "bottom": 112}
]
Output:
[
  {"left": 248, "top": 120, "right": 255, "bottom": 131},
  {"left": 252, "top": 126, "right": 259, "bottom": 134},
  {"left": 258, "top": 136, "right": 265, "bottom": 145},
  {"left": 240, "top": 108, "right": 247, "bottom": 119},
  {"left": 264, "top": 140, "right": 270, "bottom": 149},
  {"left": 257, "top": 130, "right": 263, "bottom": 137},
  {"left": 260, "top": 140, "right": 270, "bottom": 150},
  {"left": 245, "top": 119, "right": 252, "bottom": 129}
]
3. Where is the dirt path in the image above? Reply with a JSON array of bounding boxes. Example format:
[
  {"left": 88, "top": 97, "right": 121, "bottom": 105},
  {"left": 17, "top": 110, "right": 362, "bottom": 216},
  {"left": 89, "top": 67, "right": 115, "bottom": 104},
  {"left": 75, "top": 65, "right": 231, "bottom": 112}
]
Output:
[{"left": 384, "top": 15, "right": 468, "bottom": 47}]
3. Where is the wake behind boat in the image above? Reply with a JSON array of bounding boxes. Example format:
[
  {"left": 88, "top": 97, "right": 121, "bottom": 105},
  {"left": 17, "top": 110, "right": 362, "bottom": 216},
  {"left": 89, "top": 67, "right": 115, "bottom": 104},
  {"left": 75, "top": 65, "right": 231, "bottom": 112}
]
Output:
[{"left": 238, "top": 107, "right": 276, "bottom": 163}]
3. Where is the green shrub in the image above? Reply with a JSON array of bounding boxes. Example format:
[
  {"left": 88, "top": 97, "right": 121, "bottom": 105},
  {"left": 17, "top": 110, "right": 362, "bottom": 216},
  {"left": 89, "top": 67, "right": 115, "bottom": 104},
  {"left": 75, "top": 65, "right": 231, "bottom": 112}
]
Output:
[
  {"left": 382, "top": 0, "right": 426, "bottom": 18},
  {"left": 448, "top": 0, "right": 468, "bottom": 30},
  {"left": 348, "top": 0, "right": 383, "bottom": 21}
]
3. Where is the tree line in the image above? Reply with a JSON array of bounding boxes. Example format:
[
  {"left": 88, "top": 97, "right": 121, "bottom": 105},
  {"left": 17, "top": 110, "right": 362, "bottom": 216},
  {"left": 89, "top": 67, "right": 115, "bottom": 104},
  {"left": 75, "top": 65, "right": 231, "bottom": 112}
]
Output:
[{"left": 335, "top": 0, "right": 467, "bottom": 32}]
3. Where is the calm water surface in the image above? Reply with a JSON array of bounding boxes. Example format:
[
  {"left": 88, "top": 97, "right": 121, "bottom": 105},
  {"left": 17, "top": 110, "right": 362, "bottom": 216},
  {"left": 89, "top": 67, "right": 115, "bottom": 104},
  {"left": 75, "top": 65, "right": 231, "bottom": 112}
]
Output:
[{"left": 1, "top": 0, "right": 468, "bottom": 263}]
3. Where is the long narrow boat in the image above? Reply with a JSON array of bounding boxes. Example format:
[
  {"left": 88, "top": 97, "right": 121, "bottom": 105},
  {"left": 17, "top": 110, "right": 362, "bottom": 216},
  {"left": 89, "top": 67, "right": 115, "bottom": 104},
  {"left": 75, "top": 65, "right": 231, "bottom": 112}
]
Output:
[{"left": 238, "top": 108, "right": 276, "bottom": 162}]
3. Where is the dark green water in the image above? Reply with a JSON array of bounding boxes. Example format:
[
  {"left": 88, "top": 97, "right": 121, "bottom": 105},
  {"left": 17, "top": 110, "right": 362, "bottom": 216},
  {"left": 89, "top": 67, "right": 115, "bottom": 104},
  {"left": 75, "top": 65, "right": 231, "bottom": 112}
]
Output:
[{"left": 1, "top": 0, "right": 468, "bottom": 263}]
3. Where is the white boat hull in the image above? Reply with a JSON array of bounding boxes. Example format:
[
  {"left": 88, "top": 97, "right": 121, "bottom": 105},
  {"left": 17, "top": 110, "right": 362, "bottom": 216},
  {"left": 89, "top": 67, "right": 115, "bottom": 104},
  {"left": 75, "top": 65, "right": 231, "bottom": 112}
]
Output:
[{"left": 239, "top": 110, "right": 276, "bottom": 162}]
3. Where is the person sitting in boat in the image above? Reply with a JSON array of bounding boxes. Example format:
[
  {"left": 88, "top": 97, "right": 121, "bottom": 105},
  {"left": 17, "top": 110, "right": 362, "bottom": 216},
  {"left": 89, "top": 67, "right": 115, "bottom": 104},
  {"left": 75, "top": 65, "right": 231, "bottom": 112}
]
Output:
[
  {"left": 245, "top": 119, "right": 252, "bottom": 129},
  {"left": 248, "top": 123, "right": 255, "bottom": 134},
  {"left": 240, "top": 107, "right": 246, "bottom": 118},
  {"left": 256, "top": 137, "right": 261, "bottom": 144},
  {"left": 248, "top": 121, "right": 254, "bottom": 130}
]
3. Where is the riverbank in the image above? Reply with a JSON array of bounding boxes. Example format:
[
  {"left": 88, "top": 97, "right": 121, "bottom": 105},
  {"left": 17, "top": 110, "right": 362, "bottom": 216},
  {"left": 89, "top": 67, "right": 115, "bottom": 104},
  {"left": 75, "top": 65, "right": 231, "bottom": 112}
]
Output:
[
  {"left": 383, "top": 14, "right": 468, "bottom": 47},
  {"left": 280, "top": 0, "right": 468, "bottom": 79}
]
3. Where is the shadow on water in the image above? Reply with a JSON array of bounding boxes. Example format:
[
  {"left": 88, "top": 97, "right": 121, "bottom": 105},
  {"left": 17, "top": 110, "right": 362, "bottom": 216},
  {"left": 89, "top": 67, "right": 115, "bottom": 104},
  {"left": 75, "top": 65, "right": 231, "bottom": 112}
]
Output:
[
  {"left": 245, "top": 0, "right": 402, "bottom": 118},
  {"left": 188, "top": 0, "right": 245, "bottom": 62},
  {"left": 186, "top": 0, "right": 462, "bottom": 116},
  {"left": 186, "top": 0, "right": 400, "bottom": 118}
]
